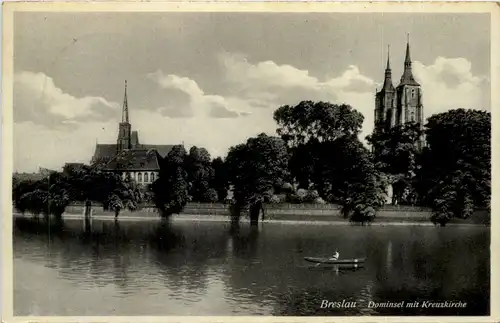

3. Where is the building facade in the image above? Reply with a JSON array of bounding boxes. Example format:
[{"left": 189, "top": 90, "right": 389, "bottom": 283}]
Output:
[
  {"left": 91, "top": 81, "right": 177, "bottom": 185},
  {"left": 374, "top": 40, "right": 425, "bottom": 150}
]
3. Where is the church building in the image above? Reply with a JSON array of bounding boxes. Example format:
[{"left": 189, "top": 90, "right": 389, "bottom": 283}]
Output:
[
  {"left": 374, "top": 39, "right": 425, "bottom": 150},
  {"left": 91, "top": 81, "right": 177, "bottom": 184}
]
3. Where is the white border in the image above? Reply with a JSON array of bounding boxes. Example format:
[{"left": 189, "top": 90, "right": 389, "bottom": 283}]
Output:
[{"left": 2, "top": 2, "right": 499, "bottom": 322}]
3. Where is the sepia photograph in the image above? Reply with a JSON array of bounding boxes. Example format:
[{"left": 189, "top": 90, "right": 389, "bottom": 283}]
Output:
[{"left": 2, "top": 2, "right": 497, "bottom": 320}]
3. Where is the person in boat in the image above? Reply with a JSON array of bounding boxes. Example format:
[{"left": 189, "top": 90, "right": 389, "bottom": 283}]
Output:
[{"left": 330, "top": 250, "right": 340, "bottom": 261}]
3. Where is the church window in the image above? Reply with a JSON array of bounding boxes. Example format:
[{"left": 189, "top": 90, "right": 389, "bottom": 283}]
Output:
[
  {"left": 144, "top": 172, "right": 149, "bottom": 183},
  {"left": 411, "top": 112, "right": 415, "bottom": 122},
  {"left": 151, "top": 172, "right": 155, "bottom": 182},
  {"left": 138, "top": 172, "right": 142, "bottom": 182}
]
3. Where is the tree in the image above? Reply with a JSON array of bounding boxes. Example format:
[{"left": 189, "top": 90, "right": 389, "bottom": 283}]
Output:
[
  {"left": 211, "top": 157, "right": 229, "bottom": 202},
  {"left": 274, "top": 101, "right": 364, "bottom": 191},
  {"left": 226, "top": 133, "right": 289, "bottom": 223},
  {"left": 202, "top": 188, "right": 219, "bottom": 203},
  {"left": 420, "top": 109, "right": 490, "bottom": 225},
  {"left": 107, "top": 177, "right": 143, "bottom": 218},
  {"left": 274, "top": 101, "right": 364, "bottom": 146},
  {"left": 366, "top": 122, "right": 423, "bottom": 205},
  {"left": 273, "top": 100, "right": 387, "bottom": 222},
  {"left": 324, "top": 137, "right": 387, "bottom": 222},
  {"left": 152, "top": 145, "right": 190, "bottom": 218},
  {"left": 13, "top": 171, "right": 71, "bottom": 220},
  {"left": 185, "top": 146, "right": 215, "bottom": 202},
  {"left": 13, "top": 164, "right": 143, "bottom": 221},
  {"left": 429, "top": 170, "right": 476, "bottom": 226}
]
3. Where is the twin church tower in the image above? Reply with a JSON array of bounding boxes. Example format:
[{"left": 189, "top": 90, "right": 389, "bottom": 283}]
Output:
[{"left": 374, "top": 39, "right": 425, "bottom": 150}]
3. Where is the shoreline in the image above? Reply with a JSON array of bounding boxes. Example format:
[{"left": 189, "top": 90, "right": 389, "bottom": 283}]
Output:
[{"left": 13, "top": 213, "right": 488, "bottom": 227}]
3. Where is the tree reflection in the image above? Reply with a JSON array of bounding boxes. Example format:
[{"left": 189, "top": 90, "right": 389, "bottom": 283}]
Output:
[{"left": 228, "top": 223, "right": 260, "bottom": 259}]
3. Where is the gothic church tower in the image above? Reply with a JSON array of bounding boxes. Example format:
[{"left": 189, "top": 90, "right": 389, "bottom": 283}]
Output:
[
  {"left": 374, "top": 46, "right": 396, "bottom": 132},
  {"left": 374, "top": 38, "right": 425, "bottom": 150}
]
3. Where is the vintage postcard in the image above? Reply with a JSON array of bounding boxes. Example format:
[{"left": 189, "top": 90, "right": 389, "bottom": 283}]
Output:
[{"left": 2, "top": 1, "right": 499, "bottom": 322}]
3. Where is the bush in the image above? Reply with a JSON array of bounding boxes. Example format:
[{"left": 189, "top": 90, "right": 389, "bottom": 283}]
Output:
[
  {"left": 349, "top": 205, "right": 376, "bottom": 224},
  {"left": 305, "top": 190, "right": 319, "bottom": 203},
  {"left": 202, "top": 188, "right": 219, "bottom": 203},
  {"left": 281, "top": 182, "right": 294, "bottom": 194},
  {"left": 430, "top": 211, "right": 451, "bottom": 227},
  {"left": 313, "top": 197, "right": 326, "bottom": 204},
  {"left": 269, "top": 195, "right": 281, "bottom": 204}
]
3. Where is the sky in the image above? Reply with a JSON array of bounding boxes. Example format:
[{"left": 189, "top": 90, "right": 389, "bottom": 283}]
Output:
[{"left": 13, "top": 12, "right": 491, "bottom": 172}]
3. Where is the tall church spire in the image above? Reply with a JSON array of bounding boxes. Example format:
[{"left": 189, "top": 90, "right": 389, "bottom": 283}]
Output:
[
  {"left": 117, "top": 80, "right": 132, "bottom": 151},
  {"left": 386, "top": 45, "right": 391, "bottom": 70},
  {"left": 122, "top": 80, "right": 129, "bottom": 123},
  {"left": 404, "top": 34, "right": 411, "bottom": 66},
  {"left": 382, "top": 45, "right": 394, "bottom": 91},
  {"left": 399, "top": 34, "right": 420, "bottom": 86}
]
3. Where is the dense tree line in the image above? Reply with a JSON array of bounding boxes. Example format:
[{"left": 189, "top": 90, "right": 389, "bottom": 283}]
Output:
[
  {"left": 13, "top": 164, "right": 142, "bottom": 220},
  {"left": 13, "top": 100, "right": 490, "bottom": 226},
  {"left": 367, "top": 108, "right": 490, "bottom": 225}
]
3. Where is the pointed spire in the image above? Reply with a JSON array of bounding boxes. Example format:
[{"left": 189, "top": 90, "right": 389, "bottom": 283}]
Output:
[
  {"left": 382, "top": 45, "right": 394, "bottom": 91},
  {"left": 386, "top": 45, "right": 391, "bottom": 70},
  {"left": 122, "top": 80, "right": 129, "bottom": 123},
  {"left": 404, "top": 34, "right": 411, "bottom": 65},
  {"left": 399, "top": 34, "right": 420, "bottom": 87}
]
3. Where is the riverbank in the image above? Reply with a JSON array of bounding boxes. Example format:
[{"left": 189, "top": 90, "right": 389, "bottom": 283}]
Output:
[
  {"left": 13, "top": 212, "right": 489, "bottom": 227},
  {"left": 62, "top": 202, "right": 490, "bottom": 225}
]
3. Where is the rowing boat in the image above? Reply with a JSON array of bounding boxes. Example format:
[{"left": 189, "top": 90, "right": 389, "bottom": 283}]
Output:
[{"left": 303, "top": 257, "right": 366, "bottom": 264}]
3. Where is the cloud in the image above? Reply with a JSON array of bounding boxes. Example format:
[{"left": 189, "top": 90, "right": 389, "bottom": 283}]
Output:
[
  {"left": 220, "top": 52, "right": 319, "bottom": 90},
  {"left": 218, "top": 52, "right": 378, "bottom": 143},
  {"left": 218, "top": 53, "right": 375, "bottom": 121},
  {"left": 413, "top": 57, "right": 490, "bottom": 116},
  {"left": 146, "top": 70, "right": 250, "bottom": 119},
  {"left": 325, "top": 65, "right": 376, "bottom": 93},
  {"left": 14, "top": 120, "right": 118, "bottom": 173},
  {"left": 14, "top": 71, "right": 119, "bottom": 128}
]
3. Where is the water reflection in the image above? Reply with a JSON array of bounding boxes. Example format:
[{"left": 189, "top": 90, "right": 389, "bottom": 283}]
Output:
[{"left": 13, "top": 217, "right": 489, "bottom": 316}]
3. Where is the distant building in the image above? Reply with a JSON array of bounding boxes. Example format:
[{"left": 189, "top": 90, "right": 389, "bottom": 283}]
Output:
[
  {"left": 91, "top": 81, "right": 178, "bottom": 185},
  {"left": 13, "top": 167, "right": 56, "bottom": 182},
  {"left": 374, "top": 38, "right": 425, "bottom": 150}
]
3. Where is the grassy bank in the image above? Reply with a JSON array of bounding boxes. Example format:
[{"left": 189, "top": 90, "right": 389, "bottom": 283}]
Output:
[{"left": 60, "top": 203, "right": 490, "bottom": 225}]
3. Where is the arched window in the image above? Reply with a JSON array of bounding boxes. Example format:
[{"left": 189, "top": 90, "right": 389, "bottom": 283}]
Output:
[
  {"left": 151, "top": 172, "right": 155, "bottom": 182},
  {"left": 144, "top": 172, "right": 149, "bottom": 183},
  {"left": 138, "top": 172, "right": 142, "bottom": 183}
]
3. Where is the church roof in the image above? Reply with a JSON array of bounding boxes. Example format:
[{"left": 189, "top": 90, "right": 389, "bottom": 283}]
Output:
[
  {"left": 93, "top": 144, "right": 117, "bottom": 162},
  {"left": 93, "top": 144, "right": 175, "bottom": 162},
  {"left": 137, "top": 145, "right": 175, "bottom": 158},
  {"left": 103, "top": 149, "right": 161, "bottom": 171}
]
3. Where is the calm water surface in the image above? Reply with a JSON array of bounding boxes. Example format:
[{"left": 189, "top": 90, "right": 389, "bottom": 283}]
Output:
[{"left": 13, "top": 217, "right": 490, "bottom": 316}]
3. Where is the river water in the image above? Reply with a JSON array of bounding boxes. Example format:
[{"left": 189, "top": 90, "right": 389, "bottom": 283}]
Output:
[{"left": 13, "top": 217, "right": 490, "bottom": 316}]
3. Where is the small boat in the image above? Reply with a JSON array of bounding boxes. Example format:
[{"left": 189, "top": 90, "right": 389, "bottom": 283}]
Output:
[{"left": 304, "top": 256, "right": 366, "bottom": 265}]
